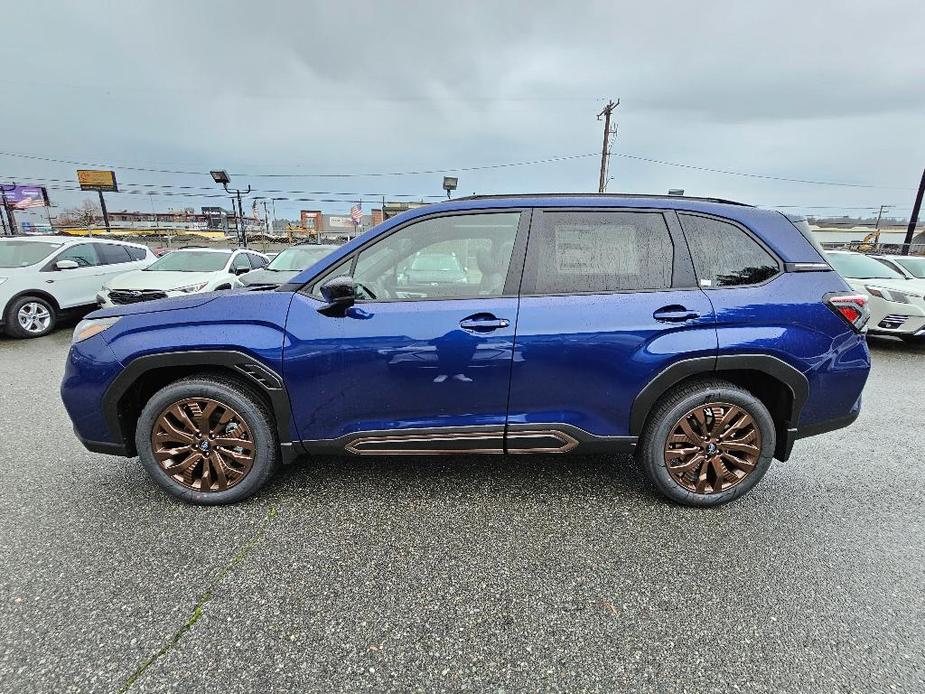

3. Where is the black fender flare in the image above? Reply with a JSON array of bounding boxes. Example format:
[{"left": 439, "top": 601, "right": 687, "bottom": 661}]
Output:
[
  {"left": 103, "top": 350, "right": 298, "bottom": 460},
  {"left": 629, "top": 354, "right": 809, "bottom": 436}
]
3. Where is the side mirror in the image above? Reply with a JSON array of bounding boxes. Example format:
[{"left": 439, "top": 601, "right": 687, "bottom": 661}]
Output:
[
  {"left": 317, "top": 275, "right": 356, "bottom": 316},
  {"left": 55, "top": 259, "right": 79, "bottom": 270},
  {"left": 234, "top": 266, "right": 250, "bottom": 275}
]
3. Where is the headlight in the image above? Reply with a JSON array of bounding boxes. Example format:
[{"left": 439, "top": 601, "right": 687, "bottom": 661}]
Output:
[
  {"left": 73, "top": 316, "right": 121, "bottom": 344},
  {"left": 171, "top": 282, "right": 208, "bottom": 294},
  {"left": 864, "top": 286, "right": 921, "bottom": 304}
]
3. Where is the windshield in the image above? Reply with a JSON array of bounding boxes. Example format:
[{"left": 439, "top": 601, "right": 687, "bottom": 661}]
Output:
[
  {"left": 894, "top": 256, "right": 925, "bottom": 279},
  {"left": 826, "top": 252, "right": 905, "bottom": 280},
  {"left": 0, "top": 240, "right": 61, "bottom": 268},
  {"left": 267, "top": 246, "right": 337, "bottom": 272},
  {"left": 145, "top": 250, "right": 230, "bottom": 272}
]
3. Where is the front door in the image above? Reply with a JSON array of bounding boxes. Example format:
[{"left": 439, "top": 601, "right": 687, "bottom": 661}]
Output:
[
  {"left": 283, "top": 210, "right": 527, "bottom": 454},
  {"left": 42, "top": 242, "right": 108, "bottom": 308},
  {"left": 506, "top": 208, "right": 717, "bottom": 449}
]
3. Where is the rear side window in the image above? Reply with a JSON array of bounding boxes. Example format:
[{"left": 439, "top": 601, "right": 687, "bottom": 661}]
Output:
[
  {"left": 126, "top": 245, "right": 148, "bottom": 261},
  {"left": 248, "top": 253, "right": 268, "bottom": 269},
  {"left": 95, "top": 243, "right": 132, "bottom": 265},
  {"left": 680, "top": 214, "right": 779, "bottom": 287},
  {"left": 525, "top": 211, "right": 674, "bottom": 294}
]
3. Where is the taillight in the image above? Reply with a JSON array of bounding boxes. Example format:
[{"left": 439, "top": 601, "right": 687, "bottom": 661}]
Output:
[{"left": 825, "top": 293, "right": 869, "bottom": 332}]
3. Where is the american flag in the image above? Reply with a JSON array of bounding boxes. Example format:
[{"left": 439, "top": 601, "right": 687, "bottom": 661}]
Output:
[{"left": 350, "top": 202, "right": 363, "bottom": 225}]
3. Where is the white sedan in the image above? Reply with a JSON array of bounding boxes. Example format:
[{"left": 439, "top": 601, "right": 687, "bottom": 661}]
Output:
[
  {"left": 826, "top": 250, "right": 925, "bottom": 343},
  {"left": 97, "top": 247, "right": 268, "bottom": 308}
]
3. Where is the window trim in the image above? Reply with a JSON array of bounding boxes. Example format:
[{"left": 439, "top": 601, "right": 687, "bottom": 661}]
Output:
[
  {"left": 300, "top": 208, "right": 531, "bottom": 304},
  {"left": 518, "top": 208, "right": 690, "bottom": 298},
  {"left": 677, "top": 211, "right": 783, "bottom": 290}
]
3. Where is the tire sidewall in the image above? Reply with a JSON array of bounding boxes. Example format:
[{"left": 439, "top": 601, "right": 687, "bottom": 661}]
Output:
[
  {"left": 642, "top": 383, "right": 776, "bottom": 507},
  {"left": 135, "top": 378, "right": 278, "bottom": 505},
  {"left": 4, "top": 295, "right": 56, "bottom": 339}
]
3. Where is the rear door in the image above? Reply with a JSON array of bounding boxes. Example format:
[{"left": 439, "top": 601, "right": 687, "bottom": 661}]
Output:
[{"left": 506, "top": 208, "right": 717, "bottom": 448}]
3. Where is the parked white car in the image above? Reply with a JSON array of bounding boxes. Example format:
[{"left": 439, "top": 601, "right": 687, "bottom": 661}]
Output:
[
  {"left": 97, "top": 247, "right": 269, "bottom": 308},
  {"left": 872, "top": 254, "right": 925, "bottom": 281},
  {"left": 0, "top": 236, "right": 155, "bottom": 338},
  {"left": 826, "top": 250, "right": 925, "bottom": 343}
]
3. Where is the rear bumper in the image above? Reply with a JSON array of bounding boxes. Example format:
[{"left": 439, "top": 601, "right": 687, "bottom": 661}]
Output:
[{"left": 74, "top": 427, "right": 130, "bottom": 457}]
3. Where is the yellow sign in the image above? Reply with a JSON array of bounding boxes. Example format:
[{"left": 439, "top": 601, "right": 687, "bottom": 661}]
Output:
[{"left": 77, "top": 169, "right": 118, "bottom": 192}]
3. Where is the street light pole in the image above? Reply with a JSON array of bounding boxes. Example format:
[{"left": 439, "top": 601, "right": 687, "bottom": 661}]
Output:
[{"left": 210, "top": 170, "right": 250, "bottom": 248}]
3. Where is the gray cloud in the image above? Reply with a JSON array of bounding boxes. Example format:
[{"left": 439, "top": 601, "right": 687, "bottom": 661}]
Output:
[{"left": 0, "top": 0, "right": 922, "bottom": 220}]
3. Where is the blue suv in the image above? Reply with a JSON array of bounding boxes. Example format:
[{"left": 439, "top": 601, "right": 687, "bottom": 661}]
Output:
[{"left": 61, "top": 195, "right": 871, "bottom": 506}]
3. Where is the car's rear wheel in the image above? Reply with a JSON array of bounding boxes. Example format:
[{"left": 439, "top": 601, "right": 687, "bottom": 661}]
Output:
[
  {"left": 637, "top": 379, "right": 775, "bottom": 507},
  {"left": 135, "top": 376, "right": 279, "bottom": 504},
  {"left": 3, "top": 295, "right": 57, "bottom": 338}
]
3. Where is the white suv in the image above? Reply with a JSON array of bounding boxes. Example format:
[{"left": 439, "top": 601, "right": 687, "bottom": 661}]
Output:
[
  {"left": 97, "top": 247, "right": 268, "bottom": 309},
  {"left": 0, "top": 236, "right": 155, "bottom": 339}
]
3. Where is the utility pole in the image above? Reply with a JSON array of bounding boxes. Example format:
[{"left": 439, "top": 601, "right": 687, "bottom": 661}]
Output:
[
  {"left": 597, "top": 99, "right": 619, "bottom": 193},
  {"left": 901, "top": 168, "right": 925, "bottom": 255}
]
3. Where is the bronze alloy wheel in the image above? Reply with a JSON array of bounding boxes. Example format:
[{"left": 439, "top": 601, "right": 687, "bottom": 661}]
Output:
[
  {"left": 151, "top": 397, "right": 256, "bottom": 492},
  {"left": 663, "top": 402, "right": 762, "bottom": 495}
]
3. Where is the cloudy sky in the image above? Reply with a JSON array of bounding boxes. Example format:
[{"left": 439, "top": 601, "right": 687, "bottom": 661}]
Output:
[{"left": 1, "top": 0, "right": 923, "bottom": 222}]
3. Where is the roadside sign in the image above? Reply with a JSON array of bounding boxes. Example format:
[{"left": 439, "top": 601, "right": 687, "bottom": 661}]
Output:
[{"left": 77, "top": 169, "right": 118, "bottom": 192}]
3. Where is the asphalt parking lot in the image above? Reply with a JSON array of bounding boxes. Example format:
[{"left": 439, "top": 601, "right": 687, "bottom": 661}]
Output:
[{"left": 1, "top": 325, "right": 923, "bottom": 693}]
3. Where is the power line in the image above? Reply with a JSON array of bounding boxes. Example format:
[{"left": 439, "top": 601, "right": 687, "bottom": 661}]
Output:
[
  {"left": 613, "top": 152, "right": 915, "bottom": 190},
  {"left": 0, "top": 150, "right": 599, "bottom": 179}
]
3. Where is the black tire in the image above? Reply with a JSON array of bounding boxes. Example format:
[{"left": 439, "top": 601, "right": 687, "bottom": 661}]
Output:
[
  {"left": 636, "top": 379, "right": 775, "bottom": 507},
  {"left": 3, "top": 295, "right": 57, "bottom": 339},
  {"left": 135, "top": 375, "right": 280, "bottom": 505}
]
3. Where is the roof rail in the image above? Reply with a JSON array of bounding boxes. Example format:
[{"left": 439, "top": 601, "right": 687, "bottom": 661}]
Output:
[{"left": 450, "top": 192, "right": 752, "bottom": 207}]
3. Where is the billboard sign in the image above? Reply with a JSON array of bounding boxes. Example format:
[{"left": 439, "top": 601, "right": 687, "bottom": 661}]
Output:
[
  {"left": 328, "top": 215, "right": 353, "bottom": 229},
  {"left": 77, "top": 169, "right": 118, "bottom": 192},
  {"left": 2, "top": 185, "right": 50, "bottom": 209},
  {"left": 201, "top": 206, "right": 226, "bottom": 230}
]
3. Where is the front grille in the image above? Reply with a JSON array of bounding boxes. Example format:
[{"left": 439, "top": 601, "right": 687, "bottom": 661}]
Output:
[
  {"left": 878, "top": 313, "right": 909, "bottom": 330},
  {"left": 109, "top": 289, "right": 168, "bottom": 305}
]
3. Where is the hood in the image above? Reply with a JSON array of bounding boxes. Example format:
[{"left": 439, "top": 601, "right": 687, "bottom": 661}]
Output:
[
  {"left": 90, "top": 292, "right": 219, "bottom": 319},
  {"left": 240, "top": 268, "right": 298, "bottom": 287},
  {"left": 105, "top": 269, "right": 218, "bottom": 291}
]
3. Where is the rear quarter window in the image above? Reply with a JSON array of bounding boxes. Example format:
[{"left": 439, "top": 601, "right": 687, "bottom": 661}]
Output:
[{"left": 680, "top": 214, "right": 779, "bottom": 287}]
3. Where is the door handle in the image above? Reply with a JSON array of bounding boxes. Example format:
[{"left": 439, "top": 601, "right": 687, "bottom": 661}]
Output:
[
  {"left": 653, "top": 306, "right": 700, "bottom": 322},
  {"left": 459, "top": 314, "right": 510, "bottom": 332}
]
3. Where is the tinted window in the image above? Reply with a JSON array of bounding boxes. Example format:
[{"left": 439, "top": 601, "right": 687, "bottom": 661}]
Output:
[
  {"left": 247, "top": 253, "right": 268, "bottom": 269},
  {"left": 526, "top": 211, "right": 673, "bottom": 294},
  {"left": 126, "top": 245, "right": 148, "bottom": 261},
  {"left": 681, "top": 214, "right": 779, "bottom": 287},
  {"left": 95, "top": 243, "right": 132, "bottom": 265},
  {"left": 352, "top": 212, "right": 520, "bottom": 300},
  {"left": 56, "top": 243, "right": 100, "bottom": 268}
]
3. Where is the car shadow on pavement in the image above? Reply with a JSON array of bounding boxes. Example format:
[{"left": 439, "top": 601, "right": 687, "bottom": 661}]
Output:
[{"left": 865, "top": 334, "right": 925, "bottom": 352}]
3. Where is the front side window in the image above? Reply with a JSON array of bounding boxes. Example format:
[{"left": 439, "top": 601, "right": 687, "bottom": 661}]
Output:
[
  {"left": 56, "top": 243, "right": 100, "bottom": 268},
  {"left": 681, "top": 214, "right": 779, "bottom": 287},
  {"left": 893, "top": 256, "right": 925, "bottom": 279},
  {"left": 232, "top": 253, "right": 251, "bottom": 272},
  {"left": 351, "top": 212, "right": 520, "bottom": 301},
  {"left": 524, "top": 211, "right": 674, "bottom": 294}
]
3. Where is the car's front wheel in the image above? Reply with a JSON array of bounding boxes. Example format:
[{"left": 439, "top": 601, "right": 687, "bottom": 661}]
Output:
[
  {"left": 637, "top": 379, "right": 775, "bottom": 507},
  {"left": 3, "top": 295, "right": 57, "bottom": 338},
  {"left": 135, "top": 376, "right": 280, "bottom": 504}
]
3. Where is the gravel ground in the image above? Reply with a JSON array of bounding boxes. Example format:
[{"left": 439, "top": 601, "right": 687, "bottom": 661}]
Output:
[{"left": 0, "top": 326, "right": 922, "bottom": 693}]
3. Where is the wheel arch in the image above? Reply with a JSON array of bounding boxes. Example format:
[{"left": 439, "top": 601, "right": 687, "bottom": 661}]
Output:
[
  {"left": 3, "top": 289, "right": 62, "bottom": 317},
  {"left": 104, "top": 350, "right": 298, "bottom": 461},
  {"left": 630, "top": 354, "right": 808, "bottom": 461}
]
